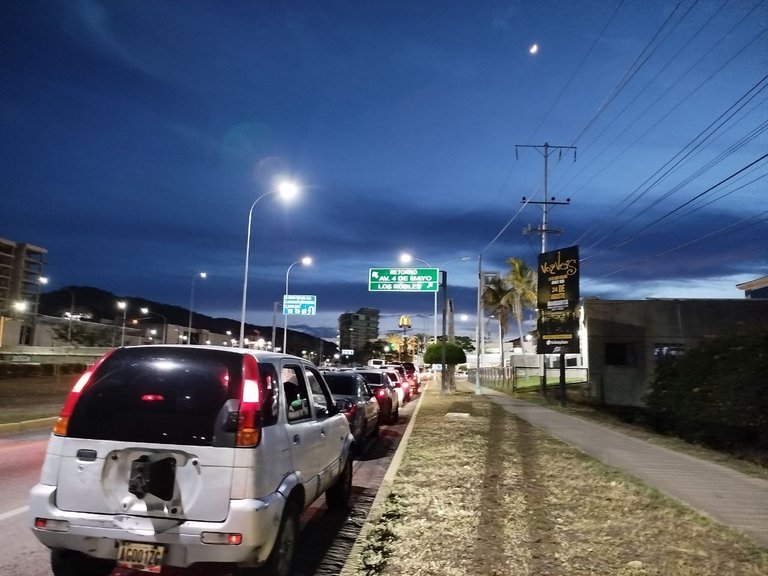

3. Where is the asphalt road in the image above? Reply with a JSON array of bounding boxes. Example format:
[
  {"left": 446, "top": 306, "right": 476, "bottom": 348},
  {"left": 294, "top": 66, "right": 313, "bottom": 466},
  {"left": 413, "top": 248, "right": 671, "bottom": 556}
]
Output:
[{"left": 0, "top": 398, "right": 416, "bottom": 576}]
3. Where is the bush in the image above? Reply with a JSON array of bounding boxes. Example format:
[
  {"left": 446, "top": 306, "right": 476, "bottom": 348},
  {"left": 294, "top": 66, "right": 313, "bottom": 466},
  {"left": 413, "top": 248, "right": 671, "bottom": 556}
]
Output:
[{"left": 646, "top": 329, "right": 768, "bottom": 458}]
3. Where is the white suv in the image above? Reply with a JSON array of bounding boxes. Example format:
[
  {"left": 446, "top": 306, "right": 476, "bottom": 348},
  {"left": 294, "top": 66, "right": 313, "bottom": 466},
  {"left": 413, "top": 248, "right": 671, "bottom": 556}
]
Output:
[{"left": 29, "top": 345, "right": 354, "bottom": 576}]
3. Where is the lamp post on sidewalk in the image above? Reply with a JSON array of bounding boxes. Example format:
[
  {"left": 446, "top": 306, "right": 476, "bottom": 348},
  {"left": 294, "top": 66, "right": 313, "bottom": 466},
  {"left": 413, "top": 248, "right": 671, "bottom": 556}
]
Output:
[
  {"left": 399, "top": 253, "right": 437, "bottom": 346},
  {"left": 283, "top": 256, "right": 312, "bottom": 354},
  {"left": 399, "top": 254, "right": 472, "bottom": 348},
  {"left": 117, "top": 301, "right": 127, "bottom": 346},
  {"left": 188, "top": 271, "right": 207, "bottom": 345},
  {"left": 239, "top": 180, "right": 300, "bottom": 347},
  {"left": 141, "top": 307, "right": 168, "bottom": 344}
]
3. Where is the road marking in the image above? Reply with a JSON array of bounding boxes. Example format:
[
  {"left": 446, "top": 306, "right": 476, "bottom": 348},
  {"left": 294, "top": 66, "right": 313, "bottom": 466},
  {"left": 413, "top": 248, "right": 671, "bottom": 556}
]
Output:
[{"left": 0, "top": 505, "right": 29, "bottom": 521}]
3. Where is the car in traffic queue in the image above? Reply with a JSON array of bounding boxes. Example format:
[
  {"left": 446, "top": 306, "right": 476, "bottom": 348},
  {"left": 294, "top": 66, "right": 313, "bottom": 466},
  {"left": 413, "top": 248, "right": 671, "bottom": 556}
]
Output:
[
  {"left": 383, "top": 364, "right": 411, "bottom": 402},
  {"left": 29, "top": 345, "right": 355, "bottom": 576},
  {"left": 322, "top": 371, "right": 380, "bottom": 450},
  {"left": 354, "top": 369, "right": 400, "bottom": 424},
  {"left": 399, "top": 361, "right": 421, "bottom": 394},
  {"left": 382, "top": 367, "right": 408, "bottom": 406}
]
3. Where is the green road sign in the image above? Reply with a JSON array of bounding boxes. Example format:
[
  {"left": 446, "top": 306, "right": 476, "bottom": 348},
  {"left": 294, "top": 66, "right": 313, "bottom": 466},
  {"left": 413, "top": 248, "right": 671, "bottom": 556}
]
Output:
[{"left": 368, "top": 267, "right": 439, "bottom": 292}]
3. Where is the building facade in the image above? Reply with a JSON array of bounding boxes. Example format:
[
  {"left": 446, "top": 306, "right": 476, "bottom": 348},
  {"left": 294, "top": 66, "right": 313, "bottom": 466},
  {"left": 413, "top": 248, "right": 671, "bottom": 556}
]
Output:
[
  {"left": 736, "top": 275, "right": 768, "bottom": 299},
  {"left": 338, "top": 307, "right": 380, "bottom": 354},
  {"left": 582, "top": 298, "right": 768, "bottom": 408},
  {"left": 0, "top": 237, "right": 48, "bottom": 316}
]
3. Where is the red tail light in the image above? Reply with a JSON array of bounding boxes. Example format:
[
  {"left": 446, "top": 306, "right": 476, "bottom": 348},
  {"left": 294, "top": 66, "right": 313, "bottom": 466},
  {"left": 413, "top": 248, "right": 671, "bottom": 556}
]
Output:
[
  {"left": 237, "top": 355, "right": 262, "bottom": 447},
  {"left": 339, "top": 400, "right": 357, "bottom": 421},
  {"left": 53, "top": 349, "right": 116, "bottom": 436},
  {"left": 376, "top": 388, "right": 387, "bottom": 398}
]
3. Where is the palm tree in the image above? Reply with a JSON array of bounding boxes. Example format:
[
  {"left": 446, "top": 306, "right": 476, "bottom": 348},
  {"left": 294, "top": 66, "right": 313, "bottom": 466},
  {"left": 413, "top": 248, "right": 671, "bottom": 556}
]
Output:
[
  {"left": 505, "top": 257, "right": 537, "bottom": 346},
  {"left": 481, "top": 275, "right": 514, "bottom": 369}
]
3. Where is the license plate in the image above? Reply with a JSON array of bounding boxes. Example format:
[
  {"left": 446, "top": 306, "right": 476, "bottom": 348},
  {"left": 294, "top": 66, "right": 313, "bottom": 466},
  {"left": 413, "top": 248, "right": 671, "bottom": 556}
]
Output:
[{"left": 116, "top": 541, "right": 165, "bottom": 573}]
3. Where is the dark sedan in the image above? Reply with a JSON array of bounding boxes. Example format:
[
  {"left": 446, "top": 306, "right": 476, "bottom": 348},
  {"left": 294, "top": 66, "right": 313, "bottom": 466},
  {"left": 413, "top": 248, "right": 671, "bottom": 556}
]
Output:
[{"left": 323, "top": 371, "right": 380, "bottom": 448}]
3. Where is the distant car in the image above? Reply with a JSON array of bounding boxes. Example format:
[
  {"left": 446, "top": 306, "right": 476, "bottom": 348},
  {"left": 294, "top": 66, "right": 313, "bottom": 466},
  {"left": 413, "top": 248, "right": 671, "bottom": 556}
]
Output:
[
  {"left": 384, "top": 364, "right": 411, "bottom": 401},
  {"left": 29, "top": 345, "right": 354, "bottom": 576},
  {"left": 383, "top": 367, "right": 409, "bottom": 405},
  {"left": 400, "top": 361, "right": 420, "bottom": 394},
  {"left": 323, "top": 371, "right": 380, "bottom": 449},
  {"left": 355, "top": 369, "right": 399, "bottom": 424}
]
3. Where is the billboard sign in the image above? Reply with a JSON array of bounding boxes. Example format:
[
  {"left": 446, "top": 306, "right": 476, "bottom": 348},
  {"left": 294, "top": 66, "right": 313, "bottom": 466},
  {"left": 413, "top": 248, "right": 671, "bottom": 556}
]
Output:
[
  {"left": 282, "top": 294, "right": 317, "bottom": 316},
  {"left": 537, "top": 246, "right": 580, "bottom": 354},
  {"left": 368, "top": 268, "right": 439, "bottom": 292}
]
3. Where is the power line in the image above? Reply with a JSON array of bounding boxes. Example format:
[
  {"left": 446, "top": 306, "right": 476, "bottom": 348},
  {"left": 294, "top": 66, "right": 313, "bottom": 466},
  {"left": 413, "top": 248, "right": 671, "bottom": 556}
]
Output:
[{"left": 577, "top": 71, "right": 768, "bottom": 252}]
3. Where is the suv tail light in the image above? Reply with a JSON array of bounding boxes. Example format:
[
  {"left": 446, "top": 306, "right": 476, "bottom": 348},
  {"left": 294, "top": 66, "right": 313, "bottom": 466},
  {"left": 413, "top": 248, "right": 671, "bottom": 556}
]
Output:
[
  {"left": 376, "top": 388, "right": 387, "bottom": 398},
  {"left": 343, "top": 401, "right": 357, "bottom": 418},
  {"left": 237, "top": 355, "right": 262, "bottom": 447},
  {"left": 53, "top": 349, "right": 117, "bottom": 436}
]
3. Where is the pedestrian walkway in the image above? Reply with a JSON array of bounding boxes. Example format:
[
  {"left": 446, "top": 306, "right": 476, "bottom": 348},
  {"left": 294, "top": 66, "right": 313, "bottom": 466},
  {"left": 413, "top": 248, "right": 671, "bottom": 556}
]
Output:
[{"left": 460, "top": 381, "right": 768, "bottom": 548}]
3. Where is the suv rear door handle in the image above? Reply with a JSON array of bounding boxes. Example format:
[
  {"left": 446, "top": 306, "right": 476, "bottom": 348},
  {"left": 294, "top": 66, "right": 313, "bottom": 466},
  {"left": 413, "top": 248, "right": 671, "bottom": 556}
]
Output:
[{"left": 293, "top": 434, "right": 301, "bottom": 444}]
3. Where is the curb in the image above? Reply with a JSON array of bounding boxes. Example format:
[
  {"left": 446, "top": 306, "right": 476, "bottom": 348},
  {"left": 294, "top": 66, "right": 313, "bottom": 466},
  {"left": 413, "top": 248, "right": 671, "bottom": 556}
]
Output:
[
  {"left": 339, "top": 380, "right": 429, "bottom": 576},
  {"left": 0, "top": 417, "right": 56, "bottom": 436}
]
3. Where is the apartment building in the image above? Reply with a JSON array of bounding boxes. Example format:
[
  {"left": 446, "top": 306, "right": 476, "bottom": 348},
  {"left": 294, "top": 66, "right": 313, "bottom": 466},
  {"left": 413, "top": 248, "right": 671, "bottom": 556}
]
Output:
[
  {"left": 0, "top": 237, "right": 48, "bottom": 316},
  {"left": 338, "top": 307, "right": 379, "bottom": 353}
]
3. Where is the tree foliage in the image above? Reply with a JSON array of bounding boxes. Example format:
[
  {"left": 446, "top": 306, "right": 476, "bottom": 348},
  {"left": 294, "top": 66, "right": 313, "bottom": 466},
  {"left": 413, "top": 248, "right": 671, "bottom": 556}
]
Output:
[
  {"left": 453, "top": 336, "right": 475, "bottom": 353},
  {"left": 505, "top": 257, "right": 537, "bottom": 344},
  {"left": 423, "top": 341, "right": 467, "bottom": 365},
  {"left": 481, "top": 257, "right": 537, "bottom": 365},
  {"left": 647, "top": 329, "right": 768, "bottom": 460},
  {"left": 424, "top": 341, "right": 467, "bottom": 393}
]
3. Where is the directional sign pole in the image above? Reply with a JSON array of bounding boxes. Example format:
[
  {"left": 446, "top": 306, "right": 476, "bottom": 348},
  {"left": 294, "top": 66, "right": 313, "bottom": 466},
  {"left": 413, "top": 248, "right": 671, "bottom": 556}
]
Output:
[{"left": 441, "top": 270, "right": 447, "bottom": 393}]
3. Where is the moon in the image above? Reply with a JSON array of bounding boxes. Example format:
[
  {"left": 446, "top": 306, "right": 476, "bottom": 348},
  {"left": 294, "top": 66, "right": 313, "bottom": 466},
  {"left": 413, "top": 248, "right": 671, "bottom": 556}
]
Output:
[{"left": 529, "top": 43, "right": 539, "bottom": 55}]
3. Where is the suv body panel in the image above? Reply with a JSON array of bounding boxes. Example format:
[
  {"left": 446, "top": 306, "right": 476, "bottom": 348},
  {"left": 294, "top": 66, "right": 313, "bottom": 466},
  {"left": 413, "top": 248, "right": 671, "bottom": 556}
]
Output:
[{"left": 29, "top": 345, "right": 353, "bottom": 570}]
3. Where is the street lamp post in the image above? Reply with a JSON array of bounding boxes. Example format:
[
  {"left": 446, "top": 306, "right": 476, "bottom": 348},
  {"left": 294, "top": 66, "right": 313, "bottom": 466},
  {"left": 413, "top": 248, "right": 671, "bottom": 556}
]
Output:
[
  {"left": 39, "top": 277, "right": 76, "bottom": 345},
  {"left": 283, "top": 256, "right": 312, "bottom": 354},
  {"left": 399, "top": 254, "right": 471, "bottom": 348},
  {"left": 271, "top": 301, "right": 279, "bottom": 352},
  {"left": 399, "top": 253, "right": 438, "bottom": 347},
  {"left": 476, "top": 252, "right": 483, "bottom": 394},
  {"left": 188, "top": 271, "right": 207, "bottom": 345},
  {"left": 141, "top": 307, "right": 167, "bottom": 344},
  {"left": 239, "top": 180, "right": 300, "bottom": 347},
  {"left": 117, "top": 301, "right": 127, "bottom": 346}
]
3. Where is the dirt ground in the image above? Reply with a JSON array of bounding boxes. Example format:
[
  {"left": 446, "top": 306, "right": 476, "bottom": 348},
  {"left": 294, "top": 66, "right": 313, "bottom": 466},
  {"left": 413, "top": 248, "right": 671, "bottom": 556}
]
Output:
[
  {"left": 355, "top": 387, "right": 768, "bottom": 576},
  {"left": 0, "top": 375, "right": 73, "bottom": 424}
]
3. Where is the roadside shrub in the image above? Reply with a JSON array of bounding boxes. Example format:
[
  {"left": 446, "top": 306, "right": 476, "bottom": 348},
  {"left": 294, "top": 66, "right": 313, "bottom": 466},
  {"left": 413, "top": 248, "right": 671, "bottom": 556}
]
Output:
[
  {"left": 0, "top": 363, "right": 89, "bottom": 379},
  {"left": 646, "top": 329, "right": 768, "bottom": 460}
]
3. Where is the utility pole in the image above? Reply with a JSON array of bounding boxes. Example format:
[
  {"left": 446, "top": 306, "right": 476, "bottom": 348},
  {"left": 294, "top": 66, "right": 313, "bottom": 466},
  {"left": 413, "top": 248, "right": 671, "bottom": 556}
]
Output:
[
  {"left": 517, "top": 142, "right": 576, "bottom": 400},
  {"left": 516, "top": 142, "right": 576, "bottom": 253}
]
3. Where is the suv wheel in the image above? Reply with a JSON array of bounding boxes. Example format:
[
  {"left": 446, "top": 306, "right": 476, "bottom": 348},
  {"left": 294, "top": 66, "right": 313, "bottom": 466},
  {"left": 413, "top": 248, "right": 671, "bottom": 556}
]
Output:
[
  {"left": 326, "top": 456, "right": 352, "bottom": 510},
  {"left": 51, "top": 550, "right": 115, "bottom": 576},
  {"left": 254, "top": 502, "right": 299, "bottom": 576}
]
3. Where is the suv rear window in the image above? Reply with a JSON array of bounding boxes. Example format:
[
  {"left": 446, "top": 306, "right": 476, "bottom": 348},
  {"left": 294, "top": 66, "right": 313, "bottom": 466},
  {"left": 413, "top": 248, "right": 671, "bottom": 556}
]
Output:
[
  {"left": 356, "top": 371, "right": 382, "bottom": 385},
  {"left": 67, "top": 348, "right": 246, "bottom": 446},
  {"left": 323, "top": 373, "right": 359, "bottom": 396}
]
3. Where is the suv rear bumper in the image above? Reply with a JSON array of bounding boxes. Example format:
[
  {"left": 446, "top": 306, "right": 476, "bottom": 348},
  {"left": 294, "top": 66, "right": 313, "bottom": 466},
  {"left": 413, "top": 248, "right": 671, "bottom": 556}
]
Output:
[{"left": 29, "top": 483, "right": 285, "bottom": 567}]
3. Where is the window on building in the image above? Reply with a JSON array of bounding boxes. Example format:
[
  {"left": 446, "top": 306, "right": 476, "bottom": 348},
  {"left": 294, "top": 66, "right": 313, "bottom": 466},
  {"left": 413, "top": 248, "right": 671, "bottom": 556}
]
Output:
[{"left": 605, "top": 342, "right": 635, "bottom": 366}]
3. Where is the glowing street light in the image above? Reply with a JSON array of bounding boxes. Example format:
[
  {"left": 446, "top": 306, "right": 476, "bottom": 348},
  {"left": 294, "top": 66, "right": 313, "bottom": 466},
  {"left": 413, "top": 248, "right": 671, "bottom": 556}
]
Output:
[
  {"left": 239, "top": 179, "right": 300, "bottom": 347},
  {"left": 141, "top": 307, "right": 167, "bottom": 344},
  {"left": 188, "top": 271, "right": 207, "bottom": 345},
  {"left": 117, "top": 301, "right": 127, "bottom": 346},
  {"left": 283, "top": 256, "right": 312, "bottom": 354}
]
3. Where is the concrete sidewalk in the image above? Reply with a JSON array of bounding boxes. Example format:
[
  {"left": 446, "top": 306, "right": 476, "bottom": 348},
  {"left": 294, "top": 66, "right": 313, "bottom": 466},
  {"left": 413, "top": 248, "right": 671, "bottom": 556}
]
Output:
[{"left": 461, "top": 381, "right": 768, "bottom": 548}]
